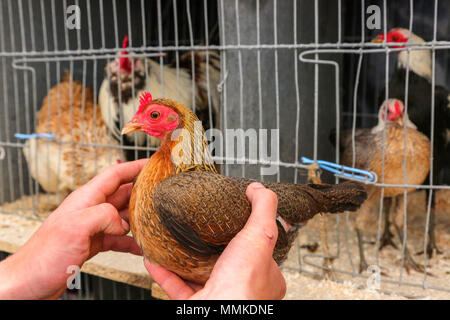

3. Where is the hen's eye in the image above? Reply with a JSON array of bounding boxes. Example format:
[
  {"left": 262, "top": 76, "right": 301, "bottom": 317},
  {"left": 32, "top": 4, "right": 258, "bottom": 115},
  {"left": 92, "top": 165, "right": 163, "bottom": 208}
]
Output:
[{"left": 150, "top": 111, "right": 160, "bottom": 119}]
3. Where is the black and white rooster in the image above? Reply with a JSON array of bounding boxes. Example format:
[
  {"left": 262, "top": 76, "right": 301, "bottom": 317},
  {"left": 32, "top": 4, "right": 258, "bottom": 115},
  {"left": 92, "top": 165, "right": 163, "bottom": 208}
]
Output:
[
  {"left": 373, "top": 28, "right": 450, "bottom": 258},
  {"left": 99, "top": 36, "right": 221, "bottom": 155}
]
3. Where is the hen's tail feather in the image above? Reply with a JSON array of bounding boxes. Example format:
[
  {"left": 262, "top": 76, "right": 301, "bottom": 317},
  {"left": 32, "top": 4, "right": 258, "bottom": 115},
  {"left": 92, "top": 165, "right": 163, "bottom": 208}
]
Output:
[
  {"left": 264, "top": 181, "right": 368, "bottom": 225},
  {"left": 305, "top": 181, "right": 368, "bottom": 213},
  {"left": 329, "top": 128, "right": 337, "bottom": 148},
  {"left": 329, "top": 128, "right": 354, "bottom": 152}
]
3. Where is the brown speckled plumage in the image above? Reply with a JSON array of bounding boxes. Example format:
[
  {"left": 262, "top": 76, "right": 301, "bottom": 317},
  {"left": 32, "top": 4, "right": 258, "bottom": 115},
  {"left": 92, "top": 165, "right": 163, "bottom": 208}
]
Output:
[
  {"left": 330, "top": 100, "right": 431, "bottom": 273},
  {"left": 153, "top": 172, "right": 366, "bottom": 267},
  {"left": 128, "top": 98, "right": 368, "bottom": 283},
  {"left": 23, "top": 72, "right": 123, "bottom": 194},
  {"left": 333, "top": 122, "right": 430, "bottom": 230},
  {"left": 337, "top": 124, "right": 430, "bottom": 198}
]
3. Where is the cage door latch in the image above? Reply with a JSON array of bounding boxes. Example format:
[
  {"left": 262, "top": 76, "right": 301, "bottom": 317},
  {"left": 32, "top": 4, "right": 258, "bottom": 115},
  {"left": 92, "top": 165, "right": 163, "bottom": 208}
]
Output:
[{"left": 301, "top": 157, "right": 377, "bottom": 184}]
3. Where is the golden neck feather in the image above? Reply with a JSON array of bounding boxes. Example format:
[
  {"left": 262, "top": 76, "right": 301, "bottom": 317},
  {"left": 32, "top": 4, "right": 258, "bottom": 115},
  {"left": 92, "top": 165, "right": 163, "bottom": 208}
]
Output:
[{"left": 150, "top": 98, "right": 217, "bottom": 174}]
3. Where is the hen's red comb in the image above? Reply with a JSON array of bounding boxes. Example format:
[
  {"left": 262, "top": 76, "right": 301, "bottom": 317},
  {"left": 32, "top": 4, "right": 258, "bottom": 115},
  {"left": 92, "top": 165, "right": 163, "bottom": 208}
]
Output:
[
  {"left": 137, "top": 92, "right": 153, "bottom": 113},
  {"left": 119, "top": 35, "right": 132, "bottom": 72}
]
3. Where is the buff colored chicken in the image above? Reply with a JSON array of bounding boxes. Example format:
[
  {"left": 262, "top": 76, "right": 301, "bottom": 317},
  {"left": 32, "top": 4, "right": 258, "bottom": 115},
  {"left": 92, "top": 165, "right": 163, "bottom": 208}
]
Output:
[
  {"left": 121, "top": 92, "right": 367, "bottom": 284},
  {"left": 23, "top": 72, "right": 123, "bottom": 197},
  {"left": 330, "top": 99, "right": 430, "bottom": 274},
  {"left": 373, "top": 28, "right": 450, "bottom": 257}
]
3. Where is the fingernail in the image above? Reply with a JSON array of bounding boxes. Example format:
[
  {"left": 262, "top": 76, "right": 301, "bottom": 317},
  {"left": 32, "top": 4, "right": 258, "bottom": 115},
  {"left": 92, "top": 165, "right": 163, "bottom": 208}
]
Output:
[
  {"left": 251, "top": 182, "right": 265, "bottom": 189},
  {"left": 122, "top": 219, "right": 130, "bottom": 230}
]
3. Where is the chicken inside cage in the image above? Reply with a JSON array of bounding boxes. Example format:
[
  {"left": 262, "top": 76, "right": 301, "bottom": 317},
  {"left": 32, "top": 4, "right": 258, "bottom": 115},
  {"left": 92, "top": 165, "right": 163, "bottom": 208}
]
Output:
[
  {"left": 98, "top": 35, "right": 221, "bottom": 154},
  {"left": 0, "top": 0, "right": 449, "bottom": 300},
  {"left": 23, "top": 71, "right": 124, "bottom": 197}
]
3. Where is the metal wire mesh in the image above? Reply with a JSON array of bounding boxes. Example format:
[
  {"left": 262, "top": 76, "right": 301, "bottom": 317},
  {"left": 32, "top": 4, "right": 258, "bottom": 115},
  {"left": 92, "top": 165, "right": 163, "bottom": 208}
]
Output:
[{"left": 0, "top": 0, "right": 448, "bottom": 298}]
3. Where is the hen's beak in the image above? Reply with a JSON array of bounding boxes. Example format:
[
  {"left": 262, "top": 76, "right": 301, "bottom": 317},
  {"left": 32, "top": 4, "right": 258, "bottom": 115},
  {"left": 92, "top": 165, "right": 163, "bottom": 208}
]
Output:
[
  {"left": 121, "top": 122, "right": 143, "bottom": 135},
  {"left": 371, "top": 36, "right": 384, "bottom": 43}
]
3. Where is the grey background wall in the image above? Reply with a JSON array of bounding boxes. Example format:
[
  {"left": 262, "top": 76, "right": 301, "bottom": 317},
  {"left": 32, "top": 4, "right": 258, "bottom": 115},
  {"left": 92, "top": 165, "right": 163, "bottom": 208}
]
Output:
[{"left": 221, "top": 0, "right": 341, "bottom": 183}]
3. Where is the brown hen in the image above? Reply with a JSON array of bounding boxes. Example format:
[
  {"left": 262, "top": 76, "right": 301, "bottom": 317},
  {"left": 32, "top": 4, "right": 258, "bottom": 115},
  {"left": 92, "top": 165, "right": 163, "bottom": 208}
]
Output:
[
  {"left": 123, "top": 93, "right": 367, "bottom": 284},
  {"left": 330, "top": 99, "right": 431, "bottom": 273}
]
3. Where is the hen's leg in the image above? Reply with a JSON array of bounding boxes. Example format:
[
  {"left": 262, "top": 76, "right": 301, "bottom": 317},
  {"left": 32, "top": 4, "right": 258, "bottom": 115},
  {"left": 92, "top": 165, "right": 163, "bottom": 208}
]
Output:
[
  {"left": 319, "top": 213, "right": 336, "bottom": 278},
  {"left": 426, "top": 208, "right": 442, "bottom": 257},
  {"left": 379, "top": 198, "right": 397, "bottom": 251},
  {"left": 355, "top": 193, "right": 375, "bottom": 274},
  {"left": 392, "top": 196, "right": 427, "bottom": 274},
  {"left": 356, "top": 228, "right": 368, "bottom": 273},
  {"left": 416, "top": 191, "right": 442, "bottom": 257},
  {"left": 306, "top": 164, "right": 334, "bottom": 278}
]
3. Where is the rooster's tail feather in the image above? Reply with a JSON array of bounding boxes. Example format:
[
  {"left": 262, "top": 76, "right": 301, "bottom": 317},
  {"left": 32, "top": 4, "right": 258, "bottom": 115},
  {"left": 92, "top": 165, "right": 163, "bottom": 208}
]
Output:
[{"left": 175, "top": 51, "right": 221, "bottom": 129}]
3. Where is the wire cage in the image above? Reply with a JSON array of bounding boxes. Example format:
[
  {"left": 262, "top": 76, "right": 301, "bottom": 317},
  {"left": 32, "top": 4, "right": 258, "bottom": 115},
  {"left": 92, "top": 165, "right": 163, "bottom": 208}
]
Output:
[{"left": 0, "top": 0, "right": 449, "bottom": 299}]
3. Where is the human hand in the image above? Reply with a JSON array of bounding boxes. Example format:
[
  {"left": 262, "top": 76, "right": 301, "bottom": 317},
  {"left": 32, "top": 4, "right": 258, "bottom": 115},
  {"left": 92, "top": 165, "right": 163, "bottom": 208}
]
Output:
[
  {"left": 145, "top": 182, "right": 286, "bottom": 300},
  {"left": 0, "top": 159, "right": 147, "bottom": 300}
]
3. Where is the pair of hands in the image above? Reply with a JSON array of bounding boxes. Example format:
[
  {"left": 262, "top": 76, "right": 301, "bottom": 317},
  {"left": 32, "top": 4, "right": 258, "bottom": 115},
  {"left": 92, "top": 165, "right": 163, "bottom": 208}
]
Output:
[{"left": 0, "top": 160, "right": 286, "bottom": 300}]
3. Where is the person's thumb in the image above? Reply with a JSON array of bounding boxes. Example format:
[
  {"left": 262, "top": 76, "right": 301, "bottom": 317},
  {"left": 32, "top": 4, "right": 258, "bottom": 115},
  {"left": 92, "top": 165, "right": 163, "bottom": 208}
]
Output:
[{"left": 237, "top": 182, "right": 279, "bottom": 254}]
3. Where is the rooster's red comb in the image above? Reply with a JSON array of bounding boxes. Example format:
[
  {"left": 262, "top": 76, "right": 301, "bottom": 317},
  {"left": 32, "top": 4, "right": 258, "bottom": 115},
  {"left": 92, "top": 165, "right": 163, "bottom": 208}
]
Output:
[
  {"left": 137, "top": 92, "right": 153, "bottom": 113},
  {"left": 122, "top": 35, "right": 129, "bottom": 49},
  {"left": 119, "top": 35, "right": 132, "bottom": 72}
]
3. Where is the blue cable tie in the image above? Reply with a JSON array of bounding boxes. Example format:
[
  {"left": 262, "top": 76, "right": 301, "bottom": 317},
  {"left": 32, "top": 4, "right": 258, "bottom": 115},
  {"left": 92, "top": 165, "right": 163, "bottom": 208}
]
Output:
[
  {"left": 301, "top": 156, "right": 376, "bottom": 183},
  {"left": 14, "top": 133, "right": 55, "bottom": 140}
]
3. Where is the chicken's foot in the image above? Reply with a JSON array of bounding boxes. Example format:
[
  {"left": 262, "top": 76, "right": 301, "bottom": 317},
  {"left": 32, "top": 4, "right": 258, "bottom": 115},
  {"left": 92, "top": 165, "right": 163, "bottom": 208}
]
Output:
[{"left": 394, "top": 224, "right": 433, "bottom": 276}]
